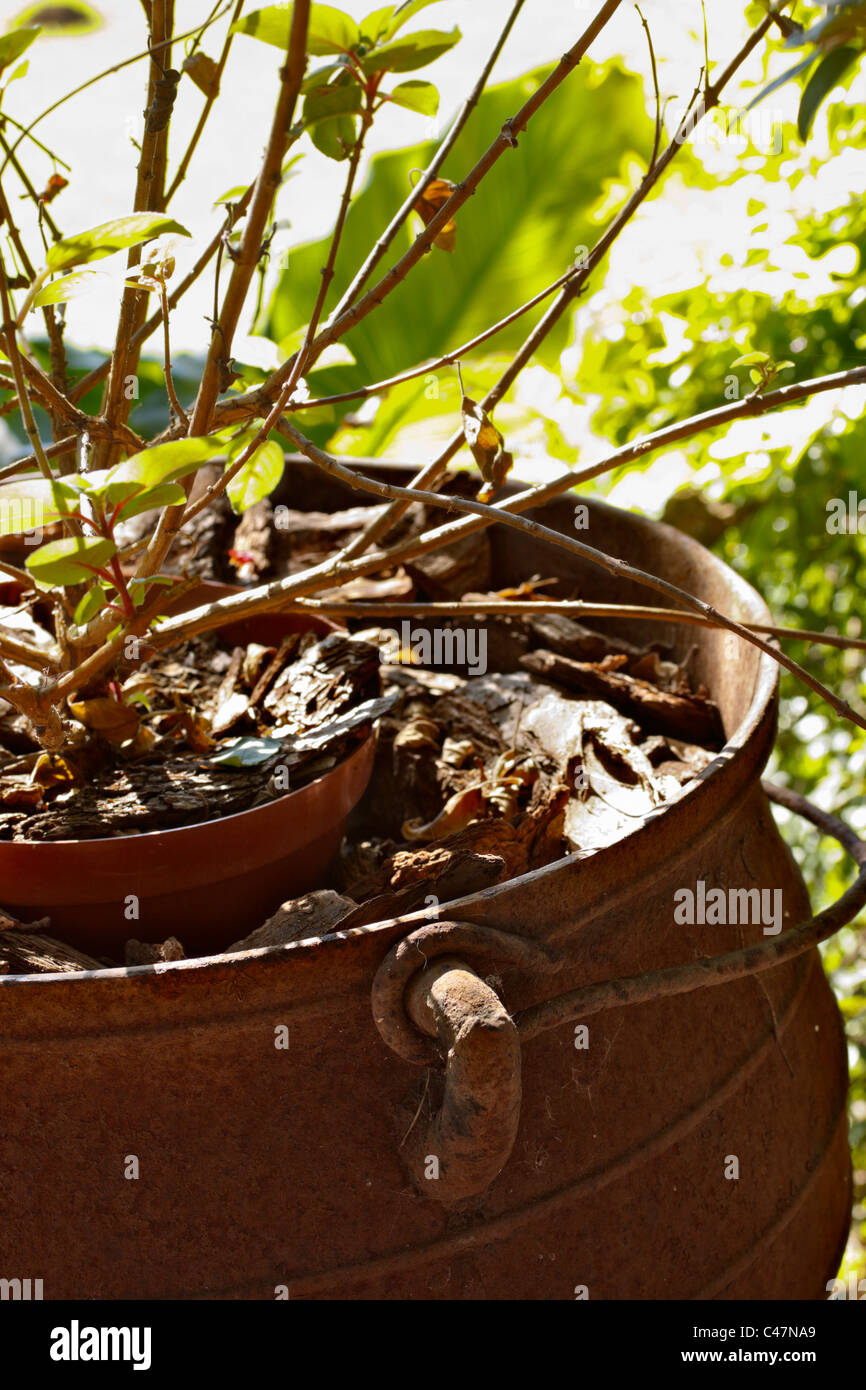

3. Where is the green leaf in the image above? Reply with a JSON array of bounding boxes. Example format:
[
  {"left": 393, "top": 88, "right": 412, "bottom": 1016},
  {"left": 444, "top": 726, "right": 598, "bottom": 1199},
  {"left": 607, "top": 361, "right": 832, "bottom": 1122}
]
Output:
[
  {"left": 360, "top": 6, "right": 395, "bottom": 41},
  {"left": 361, "top": 26, "right": 460, "bottom": 73},
  {"left": 309, "top": 113, "right": 358, "bottom": 159},
  {"left": 381, "top": 0, "right": 446, "bottom": 41},
  {"left": 0, "top": 27, "right": 39, "bottom": 72},
  {"left": 773, "top": 360, "right": 796, "bottom": 373},
  {"left": 0, "top": 477, "right": 78, "bottom": 535},
  {"left": 46, "top": 214, "right": 191, "bottom": 273},
  {"left": 301, "top": 58, "right": 352, "bottom": 91},
  {"left": 32, "top": 269, "right": 106, "bottom": 309},
  {"left": 104, "top": 438, "right": 221, "bottom": 504},
  {"left": 25, "top": 535, "right": 117, "bottom": 587},
  {"left": 226, "top": 440, "right": 285, "bottom": 513},
  {"left": 797, "top": 45, "right": 859, "bottom": 140},
  {"left": 732, "top": 351, "right": 771, "bottom": 367},
  {"left": 210, "top": 735, "right": 284, "bottom": 767},
  {"left": 232, "top": 4, "right": 360, "bottom": 56},
  {"left": 303, "top": 82, "right": 364, "bottom": 126},
  {"left": 213, "top": 184, "right": 248, "bottom": 206},
  {"left": 114, "top": 482, "right": 187, "bottom": 520},
  {"left": 386, "top": 79, "right": 438, "bottom": 115},
  {"left": 73, "top": 585, "right": 108, "bottom": 626}
]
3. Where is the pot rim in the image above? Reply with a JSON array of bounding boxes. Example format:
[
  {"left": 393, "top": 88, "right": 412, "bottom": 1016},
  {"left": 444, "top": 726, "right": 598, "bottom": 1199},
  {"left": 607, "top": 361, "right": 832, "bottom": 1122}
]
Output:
[{"left": 0, "top": 492, "right": 781, "bottom": 986}]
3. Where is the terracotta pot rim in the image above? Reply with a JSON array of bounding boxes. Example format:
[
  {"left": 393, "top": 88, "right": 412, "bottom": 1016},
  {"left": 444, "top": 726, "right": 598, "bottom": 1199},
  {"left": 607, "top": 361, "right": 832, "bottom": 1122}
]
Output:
[
  {"left": 0, "top": 494, "right": 782, "bottom": 983},
  {"left": 0, "top": 729, "right": 376, "bottom": 853}
]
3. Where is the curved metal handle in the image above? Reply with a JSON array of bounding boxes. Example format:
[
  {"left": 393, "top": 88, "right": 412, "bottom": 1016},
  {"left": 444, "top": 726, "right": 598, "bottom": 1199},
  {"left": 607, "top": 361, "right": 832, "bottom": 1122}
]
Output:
[
  {"left": 403, "top": 956, "right": 522, "bottom": 1205},
  {"left": 517, "top": 781, "right": 866, "bottom": 1039},
  {"left": 372, "top": 922, "right": 560, "bottom": 1205},
  {"left": 372, "top": 784, "right": 866, "bottom": 1204}
]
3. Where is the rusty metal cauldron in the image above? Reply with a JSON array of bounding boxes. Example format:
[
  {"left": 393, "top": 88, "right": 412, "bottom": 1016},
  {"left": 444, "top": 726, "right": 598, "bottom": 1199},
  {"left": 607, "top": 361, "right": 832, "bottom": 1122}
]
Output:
[{"left": 0, "top": 472, "right": 863, "bottom": 1301}]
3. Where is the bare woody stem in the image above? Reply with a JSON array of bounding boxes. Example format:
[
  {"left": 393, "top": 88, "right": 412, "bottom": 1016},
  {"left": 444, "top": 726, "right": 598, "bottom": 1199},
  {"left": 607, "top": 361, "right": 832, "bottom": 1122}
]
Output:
[
  {"left": 95, "top": 0, "right": 176, "bottom": 470},
  {"left": 293, "top": 599, "right": 866, "bottom": 655},
  {"left": 0, "top": 171, "right": 69, "bottom": 460},
  {"left": 635, "top": 6, "right": 662, "bottom": 170},
  {"left": 180, "top": 108, "right": 375, "bottom": 525},
  {"left": 327, "top": 0, "right": 529, "bottom": 321},
  {"left": 267, "top": 0, "right": 626, "bottom": 406},
  {"left": 164, "top": 0, "right": 245, "bottom": 205},
  {"left": 184, "top": 0, "right": 311, "bottom": 437},
  {"left": 286, "top": 265, "right": 581, "bottom": 413},
  {"left": 0, "top": 630, "right": 59, "bottom": 672},
  {"left": 275, "top": 423, "right": 866, "bottom": 732},
  {"left": 69, "top": 361, "right": 866, "bottom": 658},
  {"left": 68, "top": 184, "right": 255, "bottom": 405},
  {"left": 288, "top": 102, "right": 374, "bottom": 393},
  {"left": 0, "top": 5, "right": 232, "bottom": 176},
  {"left": 343, "top": 7, "right": 778, "bottom": 559},
  {"left": 0, "top": 255, "right": 54, "bottom": 485},
  {"left": 136, "top": 423, "right": 865, "bottom": 732},
  {"left": 133, "top": 0, "right": 311, "bottom": 591}
]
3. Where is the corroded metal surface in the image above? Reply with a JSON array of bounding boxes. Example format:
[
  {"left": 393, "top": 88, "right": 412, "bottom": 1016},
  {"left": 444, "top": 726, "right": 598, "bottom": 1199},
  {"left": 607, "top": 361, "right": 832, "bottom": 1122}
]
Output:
[
  {"left": 0, "top": 473, "right": 853, "bottom": 1300},
  {"left": 404, "top": 959, "right": 523, "bottom": 1204}
]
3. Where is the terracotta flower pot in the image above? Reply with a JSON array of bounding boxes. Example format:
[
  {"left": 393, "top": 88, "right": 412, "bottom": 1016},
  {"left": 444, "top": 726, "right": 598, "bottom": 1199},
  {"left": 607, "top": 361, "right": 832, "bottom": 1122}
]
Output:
[{"left": 0, "top": 583, "right": 376, "bottom": 956}]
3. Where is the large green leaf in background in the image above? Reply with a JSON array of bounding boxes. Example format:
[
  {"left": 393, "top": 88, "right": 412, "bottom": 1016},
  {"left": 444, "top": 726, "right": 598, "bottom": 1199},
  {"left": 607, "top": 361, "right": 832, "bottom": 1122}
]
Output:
[{"left": 263, "top": 62, "right": 652, "bottom": 454}]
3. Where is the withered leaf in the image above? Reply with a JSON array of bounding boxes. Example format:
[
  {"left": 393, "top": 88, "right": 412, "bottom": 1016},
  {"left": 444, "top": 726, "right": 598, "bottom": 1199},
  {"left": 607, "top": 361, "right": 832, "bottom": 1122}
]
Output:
[
  {"left": 403, "top": 784, "right": 485, "bottom": 842},
  {"left": 68, "top": 697, "right": 140, "bottom": 747},
  {"left": 182, "top": 51, "right": 220, "bottom": 98},
  {"left": 460, "top": 393, "right": 514, "bottom": 497},
  {"left": 32, "top": 753, "right": 78, "bottom": 790},
  {"left": 413, "top": 176, "right": 457, "bottom": 252}
]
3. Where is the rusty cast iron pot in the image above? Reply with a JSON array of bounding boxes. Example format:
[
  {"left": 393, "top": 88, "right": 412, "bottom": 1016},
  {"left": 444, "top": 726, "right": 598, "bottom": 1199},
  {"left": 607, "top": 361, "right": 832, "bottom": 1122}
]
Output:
[
  {"left": 0, "top": 475, "right": 857, "bottom": 1300},
  {"left": 0, "top": 582, "right": 376, "bottom": 956}
]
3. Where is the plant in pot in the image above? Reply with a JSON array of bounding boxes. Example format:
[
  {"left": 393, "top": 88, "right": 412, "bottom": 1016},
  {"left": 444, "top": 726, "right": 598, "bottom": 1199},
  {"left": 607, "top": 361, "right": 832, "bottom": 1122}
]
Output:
[
  {"left": 0, "top": 1, "right": 862, "bottom": 954},
  {"left": 0, "top": 0, "right": 863, "bottom": 1301}
]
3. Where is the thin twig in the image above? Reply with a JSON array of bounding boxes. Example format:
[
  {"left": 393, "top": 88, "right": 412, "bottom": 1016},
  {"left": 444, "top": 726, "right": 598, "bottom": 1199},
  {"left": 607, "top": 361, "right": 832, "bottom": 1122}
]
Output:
[
  {"left": 68, "top": 184, "right": 255, "bottom": 404},
  {"left": 635, "top": 6, "right": 662, "bottom": 170},
  {"left": 277, "top": 423, "right": 866, "bottom": 732},
  {"left": 94, "top": 0, "right": 177, "bottom": 469},
  {"left": 287, "top": 266, "right": 581, "bottom": 413},
  {"left": 160, "top": 283, "right": 188, "bottom": 427},
  {"left": 289, "top": 599, "right": 866, "bottom": 653},
  {"left": 329, "top": 0, "right": 529, "bottom": 321},
  {"left": 165, "top": 0, "right": 246, "bottom": 204},
  {"left": 336, "top": 8, "right": 780, "bottom": 561},
  {"left": 0, "top": 4, "right": 233, "bottom": 176},
  {"left": 184, "top": 0, "right": 311, "bottom": 437},
  {"left": 0, "top": 255, "right": 54, "bottom": 485},
  {"left": 287, "top": 102, "right": 374, "bottom": 399},
  {"left": 133, "top": 0, "right": 311, "bottom": 589},
  {"left": 68, "top": 359, "right": 866, "bottom": 658},
  {"left": 252, "top": 0, "right": 626, "bottom": 419}
]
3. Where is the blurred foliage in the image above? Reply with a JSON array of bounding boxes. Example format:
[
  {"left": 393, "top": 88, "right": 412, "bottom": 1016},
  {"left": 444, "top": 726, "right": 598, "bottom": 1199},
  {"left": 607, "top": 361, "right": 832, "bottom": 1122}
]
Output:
[
  {"left": 263, "top": 60, "right": 653, "bottom": 455},
  {"left": 562, "top": 22, "right": 866, "bottom": 1282}
]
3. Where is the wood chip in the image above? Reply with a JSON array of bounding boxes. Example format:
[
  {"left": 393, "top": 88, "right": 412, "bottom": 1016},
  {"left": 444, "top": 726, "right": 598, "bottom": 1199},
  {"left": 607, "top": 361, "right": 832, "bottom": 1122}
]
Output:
[
  {"left": 226, "top": 889, "right": 355, "bottom": 953},
  {"left": 0, "top": 929, "right": 104, "bottom": 974},
  {"left": 125, "top": 937, "right": 185, "bottom": 965},
  {"left": 521, "top": 649, "right": 725, "bottom": 748}
]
